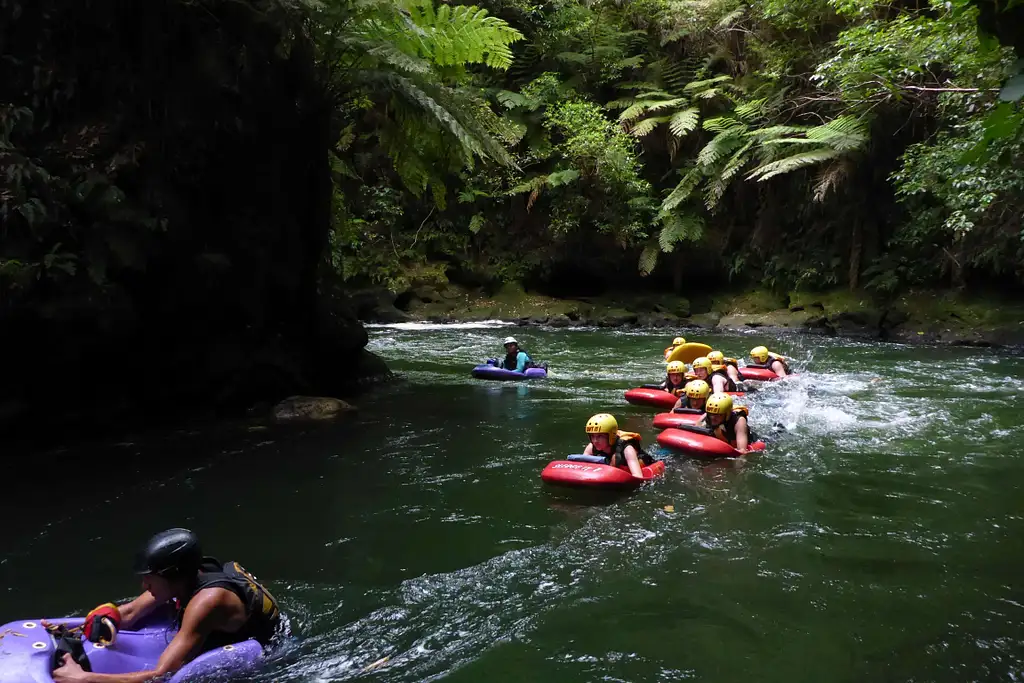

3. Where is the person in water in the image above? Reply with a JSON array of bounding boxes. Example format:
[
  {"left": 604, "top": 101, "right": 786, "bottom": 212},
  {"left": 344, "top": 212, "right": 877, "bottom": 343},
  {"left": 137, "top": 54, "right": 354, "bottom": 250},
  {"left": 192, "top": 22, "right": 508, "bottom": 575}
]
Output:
[
  {"left": 496, "top": 336, "right": 532, "bottom": 372},
  {"left": 692, "top": 356, "right": 736, "bottom": 393},
  {"left": 698, "top": 393, "right": 753, "bottom": 453},
  {"left": 582, "top": 413, "right": 653, "bottom": 479},
  {"left": 663, "top": 336, "right": 686, "bottom": 360},
  {"left": 672, "top": 379, "right": 710, "bottom": 412},
  {"left": 707, "top": 350, "right": 741, "bottom": 385},
  {"left": 660, "top": 360, "right": 690, "bottom": 394},
  {"left": 51, "top": 528, "right": 283, "bottom": 683},
  {"left": 749, "top": 345, "right": 790, "bottom": 377}
]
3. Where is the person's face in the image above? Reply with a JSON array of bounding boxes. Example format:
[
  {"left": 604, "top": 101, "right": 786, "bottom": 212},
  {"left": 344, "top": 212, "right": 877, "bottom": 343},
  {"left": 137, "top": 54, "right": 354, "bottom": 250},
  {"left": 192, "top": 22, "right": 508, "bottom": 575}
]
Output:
[
  {"left": 691, "top": 397, "right": 706, "bottom": 410},
  {"left": 695, "top": 367, "right": 708, "bottom": 379},
  {"left": 505, "top": 343, "right": 518, "bottom": 354},
  {"left": 589, "top": 433, "right": 611, "bottom": 452},
  {"left": 141, "top": 573, "right": 175, "bottom": 601},
  {"left": 668, "top": 372, "right": 683, "bottom": 384},
  {"left": 708, "top": 412, "right": 726, "bottom": 426}
]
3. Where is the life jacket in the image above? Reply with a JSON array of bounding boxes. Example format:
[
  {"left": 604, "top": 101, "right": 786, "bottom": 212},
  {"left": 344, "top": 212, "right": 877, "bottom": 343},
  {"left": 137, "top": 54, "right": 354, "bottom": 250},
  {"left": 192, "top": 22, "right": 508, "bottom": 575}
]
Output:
[
  {"left": 594, "top": 431, "right": 654, "bottom": 467},
  {"left": 714, "top": 357, "right": 739, "bottom": 368},
  {"left": 699, "top": 407, "right": 750, "bottom": 447},
  {"left": 175, "top": 558, "right": 282, "bottom": 650},
  {"left": 675, "top": 397, "right": 705, "bottom": 412},
  {"left": 660, "top": 374, "right": 688, "bottom": 395},
  {"left": 709, "top": 368, "right": 737, "bottom": 392},
  {"left": 748, "top": 352, "right": 789, "bottom": 372},
  {"left": 502, "top": 349, "right": 532, "bottom": 369}
]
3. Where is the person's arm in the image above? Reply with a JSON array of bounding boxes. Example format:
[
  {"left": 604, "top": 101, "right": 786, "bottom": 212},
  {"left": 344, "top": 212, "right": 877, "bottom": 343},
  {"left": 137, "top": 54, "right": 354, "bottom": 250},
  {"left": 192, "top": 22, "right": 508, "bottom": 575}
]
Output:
[
  {"left": 735, "top": 416, "right": 750, "bottom": 453},
  {"left": 771, "top": 360, "right": 788, "bottom": 376},
  {"left": 515, "top": 352, "right": 528, "bottom": 372},
  {"left": 623, "top": 445, "right": 644, "bottom": 479},
  {"left": 52, "top": 591, "right": 226, "bottom": 683},
  {"left": 118, "top": 591, "right": 163, "bottom": 629},
  {"left": 671, "top": 397, "right": 684, "bottom": 410},
  {"left": 583, "top": 443, "right": 595, "bottom": 455}
]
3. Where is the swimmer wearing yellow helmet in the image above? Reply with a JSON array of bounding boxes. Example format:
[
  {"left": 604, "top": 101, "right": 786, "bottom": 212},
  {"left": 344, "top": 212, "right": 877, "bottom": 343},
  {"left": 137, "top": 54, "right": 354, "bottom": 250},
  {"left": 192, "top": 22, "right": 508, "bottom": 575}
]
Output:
[
  {"left": 663, "top": 336, "right": 686, "bottom": 360},
  {"left": 707, "top": 350, "right": 741, "bottom": 384},
  {"left": 692, "top": 356, "right": 736, "bottom": 393},
  {"left": 671, "top": 379, "right": 709, "bottom": 412},
  {"left": 660, "top": 360, "right": 690, "bottom": 395},
  {"left": 749, "top": 345, "right": 790, "bottom": 377},
  {"left": 698, "top": 393, "right": 753, "bottom": 453},
  {"left": 583, "top": 414, "right": 653, "bottom": 478}
]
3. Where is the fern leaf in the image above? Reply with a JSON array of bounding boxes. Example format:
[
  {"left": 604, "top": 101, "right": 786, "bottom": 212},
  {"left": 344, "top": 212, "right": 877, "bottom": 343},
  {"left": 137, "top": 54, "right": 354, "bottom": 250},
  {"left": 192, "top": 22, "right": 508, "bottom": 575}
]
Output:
[
  {"left": 812, "top": 159, "right": 849, "bottom": 202},
  {"left": 630, "top": 115, "right": 670, "bottom": 138},
  {"left": 661, "top": 167, "right": 703, "bottom": 211},
  {"left": 702, "top": 116, "right": 744, "bottom": 133},
  {"left": 684, "top": 75, "right": 732, "bottom": 92},
  {"left": 645, "top": 97, "right": 689, "bottom": 113},
  {"left": 747, "top": 149, "right": 842, "bottom": 182},
  {"left": 669, "top": 108, "right": 700, "bottom": 137},
  {"left": 719, "top": 140, "right": 754, "bottom": 183},
  {"left": 639, "top": 244, "right": 659, "bottom": 276},
  {"left": 733, "top": 98, "right": 767, "bottom": 123},
  {"left": 717, "top": 7, "right": 746, "bottom": 28},
  {"left": 805, "top": 115, "right": 868, "bottom": 152},
  {"left": 697, "top": 129, "right": 746, "bottom": 167},
  {"left": 658, "top": 213, "right": 704, "bottom": 251}
]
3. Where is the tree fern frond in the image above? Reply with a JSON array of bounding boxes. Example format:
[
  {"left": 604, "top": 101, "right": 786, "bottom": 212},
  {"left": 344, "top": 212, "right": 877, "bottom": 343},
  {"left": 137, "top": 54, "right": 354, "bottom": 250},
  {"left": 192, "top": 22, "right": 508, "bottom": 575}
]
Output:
[
  {"left": 639, "top": 244, "right": 659, "bottom": 276},
  {"left": 812, "top": 159, "right": 850, "bottom": 202},
  {"left": 630, "top": 115, "right": 671, "bottom": 137},
  {"left": 645, "top": 97, "right": 689, "bottom": 112},
  {"left": 747, "top": 148, "right": 841, "bottom": 182},
  {"left": 805, "top": 115, "right": 869, "bottom": 152},
  {"left": 752, "top": 125, "right": 810, "bottom": 141},
  {"left": 733, "top": 98, "right": 767, "bottom": 123},
  {"left": 661, "top": 167, "right": 703, "bottom": 211},
  {"left": 669, "top": 108, "right": 700, "bottom": 137},
  {"left": 717, "top": 7, "right": 746, "bottom": 28},
  {"left": 658, "top": 212, "right": 704, "bottom": 251},
  {"left": 719, "top": 140, "right": 754, "bottom": 183},
  {"left": 684, "top": 75, "right": 732, "bottom": 92},
  {"left": 697, "top": 129, "right": 746, "bottom": 167},
  {"left": 702, "top": 116, "right": 744, "bottom": 133},
  {"left": 704, "top": 176, "right": 729, "bottom": 210}
]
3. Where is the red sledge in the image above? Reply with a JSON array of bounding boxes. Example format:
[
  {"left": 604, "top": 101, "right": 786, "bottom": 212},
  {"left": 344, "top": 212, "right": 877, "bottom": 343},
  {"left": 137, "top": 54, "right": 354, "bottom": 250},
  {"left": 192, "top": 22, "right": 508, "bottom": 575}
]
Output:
[
  {"left": 625, "top": 387, "right": 745, "bottom": 410},
  {"left": 541, "top": 455, "right": 666, "bottom": 489},
  {"left": 657, "top": 427, "right": 766, "bottom": 458},
  {"left": 652, "top": 409, "right": 704, "bottom": 430}
]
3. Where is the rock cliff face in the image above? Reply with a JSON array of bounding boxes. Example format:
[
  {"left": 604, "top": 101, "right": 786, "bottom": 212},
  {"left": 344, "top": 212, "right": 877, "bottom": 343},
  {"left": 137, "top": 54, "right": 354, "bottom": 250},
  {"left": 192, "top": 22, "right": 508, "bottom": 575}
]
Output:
[{"left": 0, "top": 0, "right": 388, "bottom": 436}]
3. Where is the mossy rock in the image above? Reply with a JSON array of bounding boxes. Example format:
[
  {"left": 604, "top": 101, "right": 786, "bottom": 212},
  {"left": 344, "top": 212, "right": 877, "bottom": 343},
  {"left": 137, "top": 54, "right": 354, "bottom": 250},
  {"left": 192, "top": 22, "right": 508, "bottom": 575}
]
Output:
[{"left": 710, "top": 289, "right": 788, "bottom": 315}]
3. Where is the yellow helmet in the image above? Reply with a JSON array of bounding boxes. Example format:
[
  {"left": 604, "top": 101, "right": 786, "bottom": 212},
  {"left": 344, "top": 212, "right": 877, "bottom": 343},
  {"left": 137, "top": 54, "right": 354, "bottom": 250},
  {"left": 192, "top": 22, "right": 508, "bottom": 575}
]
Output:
[
  {"left": 707, "top": 350, "right": 724, "bottom": 365},
  {"left": 750, "top": 345, "right": 769, "bottom": 363},
  {"left": 666, "top": 360, "right": 686, "bottom": 374},
  {"left": 692, "top": 357, "right": 712, "bottom": 372},
  {"left": 705, "top": 392, "right": 734, "bottom": 415},
  {"left": 585, "top": 413, "right": 619, "bottom": 443},
  {"left": 671, "top": 337, "right": 686, "bottom": 346},
  {"left": 685, "top": 379, "right": 710, "bottom": 400}
]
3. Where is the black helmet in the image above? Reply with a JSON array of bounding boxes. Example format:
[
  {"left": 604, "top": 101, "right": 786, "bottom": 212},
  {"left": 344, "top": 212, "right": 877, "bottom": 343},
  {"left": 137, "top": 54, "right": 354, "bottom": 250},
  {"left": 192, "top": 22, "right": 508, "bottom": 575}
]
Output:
[{"left": 133, "top": 528, "right": 202, "bottom": 578}]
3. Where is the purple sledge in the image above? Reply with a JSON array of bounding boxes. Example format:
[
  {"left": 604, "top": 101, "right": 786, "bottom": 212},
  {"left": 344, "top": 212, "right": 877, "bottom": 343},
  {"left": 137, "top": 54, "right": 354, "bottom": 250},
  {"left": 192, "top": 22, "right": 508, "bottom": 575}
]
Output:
[
  {"left": 0, "top": 616, "right": 263, "bottom": 683},
  {"left": 470, "top": 363, "right": 548, "bottom": 380}
]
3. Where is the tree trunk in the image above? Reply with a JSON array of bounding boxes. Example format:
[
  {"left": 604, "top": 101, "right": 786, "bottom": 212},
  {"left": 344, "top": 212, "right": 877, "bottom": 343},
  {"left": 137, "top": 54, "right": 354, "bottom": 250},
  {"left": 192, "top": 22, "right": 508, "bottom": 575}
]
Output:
[{"left": 849, "top": 220, "right": 862, "bottom": 290}]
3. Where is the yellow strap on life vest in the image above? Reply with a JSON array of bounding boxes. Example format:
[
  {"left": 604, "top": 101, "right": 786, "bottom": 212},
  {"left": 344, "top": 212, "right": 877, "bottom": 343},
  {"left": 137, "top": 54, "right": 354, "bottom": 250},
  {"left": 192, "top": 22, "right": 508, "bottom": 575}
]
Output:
[
  {"left": 768, "top": 352, "right": 787, "bottom": 362},
  {"left": 732, "top": 406, "right": 749, "bottom": 418}
]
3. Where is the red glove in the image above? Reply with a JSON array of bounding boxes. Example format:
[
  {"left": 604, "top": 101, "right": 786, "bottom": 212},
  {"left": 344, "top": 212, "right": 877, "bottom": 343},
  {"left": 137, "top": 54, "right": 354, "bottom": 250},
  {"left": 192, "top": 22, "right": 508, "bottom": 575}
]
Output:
[{"left": 83, "top": 603, "right": 121, "bottom": 645}]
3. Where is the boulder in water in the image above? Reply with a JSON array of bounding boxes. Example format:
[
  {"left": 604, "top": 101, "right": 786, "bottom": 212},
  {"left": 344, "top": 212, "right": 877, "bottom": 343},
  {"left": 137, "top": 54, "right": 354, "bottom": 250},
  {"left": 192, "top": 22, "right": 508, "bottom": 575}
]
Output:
[{"left": 272, "top": 396, "right": 357, "bottom": 423}]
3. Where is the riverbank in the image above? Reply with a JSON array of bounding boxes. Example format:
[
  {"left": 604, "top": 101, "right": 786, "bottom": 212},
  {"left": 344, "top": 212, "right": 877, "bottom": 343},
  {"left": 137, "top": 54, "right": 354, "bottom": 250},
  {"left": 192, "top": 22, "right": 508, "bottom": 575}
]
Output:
[{"left": 351, "top": 280, "right": 1024, "bottom": 348}]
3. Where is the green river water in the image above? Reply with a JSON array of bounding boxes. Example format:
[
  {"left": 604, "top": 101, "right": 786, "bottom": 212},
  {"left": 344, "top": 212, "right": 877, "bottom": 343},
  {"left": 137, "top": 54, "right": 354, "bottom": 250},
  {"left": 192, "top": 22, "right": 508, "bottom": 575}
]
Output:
[{"left": 3, "top": 322, "right": 1024, "bottom": 682}]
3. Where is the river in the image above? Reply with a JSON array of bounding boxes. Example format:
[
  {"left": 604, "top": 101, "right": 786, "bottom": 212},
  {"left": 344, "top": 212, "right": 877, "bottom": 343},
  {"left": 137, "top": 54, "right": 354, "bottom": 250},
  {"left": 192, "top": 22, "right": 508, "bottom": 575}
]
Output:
[{"left": 3, "top": 322, "right": 1024, "bottom": 681}]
